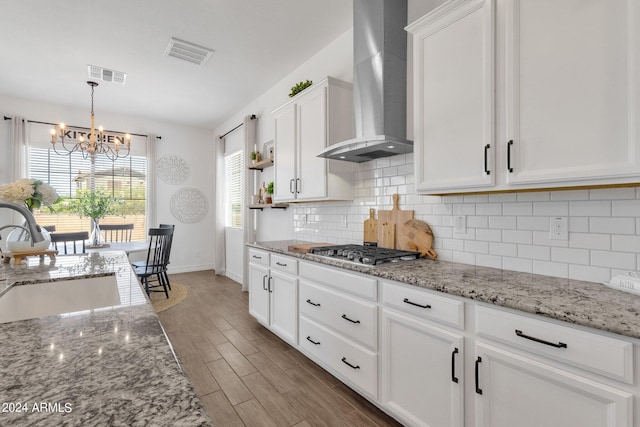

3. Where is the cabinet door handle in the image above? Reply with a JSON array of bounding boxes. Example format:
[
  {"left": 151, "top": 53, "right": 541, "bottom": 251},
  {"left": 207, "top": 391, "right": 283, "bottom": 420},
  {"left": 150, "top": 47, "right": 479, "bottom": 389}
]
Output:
[
  {"left": 484, "top": 144, "right": 491, "bottom": 175},
  {"left": 289, "top": 179, "right": 295, "bottom": 194},
  {"left": 507, "top": 140, "right": 514, "bottom": 173},
  {"left": 341, "top": 357, "right": 360, "bottom": 370},
  {"left": 451, "top": 347, "right": 459, "bottom": 384},
  {"left": 262, "top": 275, "right": 268, "bottom": 291},
  {"left": 475, "top": 356, "right": 483, "bottom": 395},
  {"left": 306, "top": 299, "right": 321, "bottom": 307},
  {"left": 296, "top": 178, "right": 301, "bottom": 194},
  {"left": 341, "top": 314, "right": 360, "bottom": 324},
  {"left": 275, "top": 262, "right": 287, "bottom": 267},
  {"left": 515, "top": 329, "right": 567, "bottom": 349},
  {"left": 306, "top": 336, "right": 320, "bottom": 345},
  {"left": 403, "top": 298, "right": 431, "bottom": 309},
  {"left": 252, "top": 255, "right": 262, "bottom": 259},
  {"left": 267, "top": 276, "right": 273, "bottom": 293}
]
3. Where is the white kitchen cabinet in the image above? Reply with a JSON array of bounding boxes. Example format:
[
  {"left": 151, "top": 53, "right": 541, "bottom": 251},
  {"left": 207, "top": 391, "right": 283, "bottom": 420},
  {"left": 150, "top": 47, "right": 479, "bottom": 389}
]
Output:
[
  {"left": 381, "top": 308, "right": 464, "bottom": 427},
  {"left": 408, "top": 0, "right": 640, "bottom": 194},
  {"left": 407, "top": 0, "right": 495, "bottom": 193},
  {"left": 248, "top": 249, "right": 298, "bottom": 345},
  {"left": 272, "top": 77, "right": 353, "bottom": 202},
  {"left": 474, "top": 342, "right": 632, "bottom": 427}
]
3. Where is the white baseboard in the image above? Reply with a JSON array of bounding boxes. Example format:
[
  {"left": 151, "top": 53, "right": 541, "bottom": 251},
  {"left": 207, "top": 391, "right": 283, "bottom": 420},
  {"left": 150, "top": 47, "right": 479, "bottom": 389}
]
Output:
[
  {"left": 224, "top": 271, "right": 243, "bottom": 284},
  {"left": 167, "top": 263, "right": 215, "bottom": 274}
]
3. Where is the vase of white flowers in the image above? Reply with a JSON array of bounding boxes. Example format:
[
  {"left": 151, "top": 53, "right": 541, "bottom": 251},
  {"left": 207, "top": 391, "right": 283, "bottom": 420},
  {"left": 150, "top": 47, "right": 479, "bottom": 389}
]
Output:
[{"left": 0, "top": 178, "right": 59, "bottom": 252}]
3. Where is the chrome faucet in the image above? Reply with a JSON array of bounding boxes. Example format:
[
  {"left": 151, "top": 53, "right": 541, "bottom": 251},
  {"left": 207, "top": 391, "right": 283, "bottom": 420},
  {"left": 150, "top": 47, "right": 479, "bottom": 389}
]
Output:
[{"left": 0, "top": 201, "right": 45, "bottom": 244}]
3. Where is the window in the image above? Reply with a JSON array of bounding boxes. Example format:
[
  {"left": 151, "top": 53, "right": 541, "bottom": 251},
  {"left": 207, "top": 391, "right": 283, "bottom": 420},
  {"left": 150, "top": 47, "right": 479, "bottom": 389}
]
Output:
[
  {"left": 224, "top": 150, "right": 244, "bottom": 228},
  {"left": 29, "top": 147, "right": 148, "bottom": 241}
]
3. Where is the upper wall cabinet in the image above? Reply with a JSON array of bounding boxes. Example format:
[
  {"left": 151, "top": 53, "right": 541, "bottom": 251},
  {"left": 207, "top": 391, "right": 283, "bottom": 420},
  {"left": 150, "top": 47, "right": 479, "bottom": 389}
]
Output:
[
  {"left": 272, "top": 77, "right": 354, "bottom": 203},
  {"left": 408, "top": 0, "right": 640, "bottom": 194}
]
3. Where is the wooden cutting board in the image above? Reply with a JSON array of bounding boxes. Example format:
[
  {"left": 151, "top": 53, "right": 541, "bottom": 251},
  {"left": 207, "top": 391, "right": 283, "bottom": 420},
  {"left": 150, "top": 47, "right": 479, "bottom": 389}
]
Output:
[
  {"left": 377, "top": 194, "right": 414, "bottom": 249},
  {"left": 398, "top": 219, "right": 438, "bottom": 260},
  {"left": 380, "top": 222, "right": 395, "bottom": 249},
  {"left": 287, "top": 242, "right": 332, "bottom": 254},
  {"left": 363, "top": 208, "right": 378, "bottom": 245}
]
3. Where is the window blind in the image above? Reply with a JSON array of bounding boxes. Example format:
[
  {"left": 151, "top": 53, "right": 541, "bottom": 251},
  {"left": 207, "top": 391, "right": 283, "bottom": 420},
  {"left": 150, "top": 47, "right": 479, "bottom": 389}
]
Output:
[{"left": 224, "top": 150, "right": 244, "bottom": 228}]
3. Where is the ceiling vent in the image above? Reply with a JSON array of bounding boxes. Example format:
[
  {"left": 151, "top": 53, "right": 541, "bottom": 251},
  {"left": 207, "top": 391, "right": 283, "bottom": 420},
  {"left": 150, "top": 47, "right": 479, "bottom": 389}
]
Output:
[
  {"left": 87, "top": 65, "right": 127, "bottom": 85},
  {"left": 164, "top": 37, "right": 214, "bottom": 66}
]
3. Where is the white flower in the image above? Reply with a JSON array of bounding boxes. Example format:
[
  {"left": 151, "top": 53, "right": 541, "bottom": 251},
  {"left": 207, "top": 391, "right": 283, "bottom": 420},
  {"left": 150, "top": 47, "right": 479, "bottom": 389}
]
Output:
[{"left": 0, "top": 178, "right": 59, "bottom": 211}]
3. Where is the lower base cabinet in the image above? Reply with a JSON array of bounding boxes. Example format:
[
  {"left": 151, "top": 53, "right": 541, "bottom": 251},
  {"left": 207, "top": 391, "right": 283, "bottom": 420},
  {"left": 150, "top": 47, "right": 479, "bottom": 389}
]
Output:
[
  {"left": 381, "top": 308, "right": 464, "bottom": 427},
  {"left": 474, "top": 342, "right": 632, "bottom": 427}
]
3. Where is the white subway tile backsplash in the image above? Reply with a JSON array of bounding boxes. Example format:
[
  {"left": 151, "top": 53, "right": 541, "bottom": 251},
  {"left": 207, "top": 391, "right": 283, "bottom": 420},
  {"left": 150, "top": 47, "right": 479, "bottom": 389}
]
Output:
[
  {"left": 612, "top": 200, "right": 640, "bottom": 216},
  {"left": 518, "top": 244, "right": 550, "bottom": 261},
  {"left": 569, "top": 265, "right": 611, "bottom": 283},
  {"left": 569, "top": 233, "right": 611, "bottom": 250},
  {"left": 533, "top": 260, "right": 568, "bottom": 278},
  {"left": 589, "top": 217, "right": 636, "bottom": 235},
  {"left": 551, "top": 247, "right": 590, "bottom": 265},
  {"left": 489, "top": 216, "right": 517, "bottom": 229},
  {"left": 611, "top": 235, "right": 640, "bottom": 252},
  {"left": 517, "top": 216, "right": 549, "bottom": 231},
  {"left": 503, "top": 230, "right": 533, "bottom": 244},
  {"left": 590, "top": 250, "right": 637, "bottom": 270},
  {"left": 503, "top": 257, "right": 533, "bottom": 273},
  {"left": 533, "top": 201, "right": 569, "bottom": 216},
  {"left": 569, "top": 200, "right": 611, "bottom": 216},
  {"left": 295, "top": 156, "right": 639, "bottom": 285}
]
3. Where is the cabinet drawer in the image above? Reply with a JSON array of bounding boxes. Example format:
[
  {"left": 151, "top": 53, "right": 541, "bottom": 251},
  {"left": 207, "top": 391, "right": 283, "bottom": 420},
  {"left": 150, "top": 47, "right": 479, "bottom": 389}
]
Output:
[
  {"left": 270, "top": 254, "right": 297, "bottom": 275},
  {"left": 476, "top": 305, "right": 633, "bottom": 383},
  {"left": 299, "top": 261, "right": 377, "bottom": 300},
  {"left": 300, "top": 316, "right": 377, "bottom": 398},
  {"left": 300, "top": 281, "right": 377, "bottom": 349},
  {"left": 382, "top": 281, "right": 464, "bottom": 329},
  {"left": 248, "top": 248, "right": 269, "bottom": 266}
]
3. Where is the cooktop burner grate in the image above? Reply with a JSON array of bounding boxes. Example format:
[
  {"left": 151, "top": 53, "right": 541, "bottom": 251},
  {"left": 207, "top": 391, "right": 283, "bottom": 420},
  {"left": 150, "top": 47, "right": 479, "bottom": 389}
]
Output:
[{"left": 309, "top": 244, "right": 421, "bottom": 266}]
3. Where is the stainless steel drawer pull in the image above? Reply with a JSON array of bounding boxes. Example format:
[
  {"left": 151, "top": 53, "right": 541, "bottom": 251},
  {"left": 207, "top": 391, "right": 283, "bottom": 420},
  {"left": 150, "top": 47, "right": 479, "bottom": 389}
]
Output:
[
  {"left": 252, "top": 255, "right": 262, "bottom": 259},
  {"left": 515, "top": 329, "right": 567, "bottom": 349},
  {"left": 341, "top": 314, "right": 360, "bottom": 324},
  {"left": 403, "top": 298, "right": 431, "bottom": 309},
  {"left": 306, "top": 336, "right": 320, "bottom": 345},
  {"left": 306, "top": 299, "right": 321, "bottom": 307},
  {"left": 275, "top": 262, "right": 287, "bottom": 267},
  {"left": 341, "top": 357, "right": 360, "bottom": 370}
]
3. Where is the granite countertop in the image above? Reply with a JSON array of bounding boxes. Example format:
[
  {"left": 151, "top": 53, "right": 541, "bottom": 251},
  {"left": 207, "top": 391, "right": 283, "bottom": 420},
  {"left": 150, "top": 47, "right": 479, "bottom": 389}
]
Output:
[
  {"left": 249, "top": 240, "right": 640, "bottom": 340},
  {"left": 0, "top": 252, "right": 211, "bottom": 427}
]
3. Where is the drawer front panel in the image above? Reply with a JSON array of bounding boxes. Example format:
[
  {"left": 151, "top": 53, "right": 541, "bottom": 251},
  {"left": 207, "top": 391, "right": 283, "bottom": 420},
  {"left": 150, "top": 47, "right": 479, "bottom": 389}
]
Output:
[
  {"left": 382, "top": 281, "right": 464, "bottom": 329},
  {"left": 299, "top": 316, "right": 377, "bottom": 398},
  {"left": 476, "top": 305, "right": 633, "bottom": 383},
  {"left": 270, "top": 254, "right": 298, "bottom": 275},
  {"left": 248, "top": 248, "right": 269, "bottom": 266},
  {"left": 300, "top": 281, "right": 377, "bottom": 349},
  {"left": 299, "top": 261, "right": 377, "bottom": 300}
]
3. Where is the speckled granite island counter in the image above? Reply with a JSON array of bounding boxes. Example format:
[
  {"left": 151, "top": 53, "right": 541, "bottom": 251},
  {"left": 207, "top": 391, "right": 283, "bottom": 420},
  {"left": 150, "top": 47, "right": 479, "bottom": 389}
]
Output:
[
  {"left": 0, "top": 252, "right": 212, "bottom": 427},
  {"left": 249, "top": 240, "right": 640, "bottom": 340}
]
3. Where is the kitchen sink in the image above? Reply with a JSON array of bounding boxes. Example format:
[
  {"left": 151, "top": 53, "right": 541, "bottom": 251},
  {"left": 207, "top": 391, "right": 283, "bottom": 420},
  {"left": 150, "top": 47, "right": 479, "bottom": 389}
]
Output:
[{"left": 0, "top": 275, "right": 121, "bottom": 323}]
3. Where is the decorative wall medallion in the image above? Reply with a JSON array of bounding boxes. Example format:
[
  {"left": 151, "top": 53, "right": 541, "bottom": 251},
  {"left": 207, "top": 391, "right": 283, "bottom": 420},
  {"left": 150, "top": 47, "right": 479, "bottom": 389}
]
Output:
[
  {"left": 157, "top": 155, "right": 190, "bottom": 185},
  {"left": 170, "top": 187, "right": 208, "bottom": 223}
]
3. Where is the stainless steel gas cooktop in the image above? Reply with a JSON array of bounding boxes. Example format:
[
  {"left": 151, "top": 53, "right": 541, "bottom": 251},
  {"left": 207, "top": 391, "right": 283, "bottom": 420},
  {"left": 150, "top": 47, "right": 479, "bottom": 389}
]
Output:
[{"left": 309, "top": 244, "right": 421, "bottom": 266}]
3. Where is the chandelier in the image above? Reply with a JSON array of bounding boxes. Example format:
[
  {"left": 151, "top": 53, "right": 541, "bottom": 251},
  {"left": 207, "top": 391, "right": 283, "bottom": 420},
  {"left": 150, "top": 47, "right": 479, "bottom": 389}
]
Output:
[{"left": 50, "top": 81, "right": 131, "bottom": 161}]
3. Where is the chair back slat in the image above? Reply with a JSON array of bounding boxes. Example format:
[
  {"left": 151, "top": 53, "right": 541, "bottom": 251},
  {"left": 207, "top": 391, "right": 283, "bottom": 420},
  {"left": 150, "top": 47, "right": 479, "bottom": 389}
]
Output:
[
  {"left": 100, "top": 224, "right": 134, "bottom": 242},
  {"left": 144, "top": 227, "right": 174, "bottom": 273},
  {"left": 50, "top": 231, "right": 89, "bottom": 254}
]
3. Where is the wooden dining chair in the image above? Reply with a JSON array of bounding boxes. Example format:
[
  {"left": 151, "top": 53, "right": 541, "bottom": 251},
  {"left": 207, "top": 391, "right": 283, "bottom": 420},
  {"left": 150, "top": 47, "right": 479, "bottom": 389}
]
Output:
[
  {"left": 134, "top": 227, "right": 174, "bottom": 298},
  {"left": 100, "top": 223, "right": 134, "bottom": 242},
  {"left": 50, "top": 231, "right": 89, "bottom": 254}
]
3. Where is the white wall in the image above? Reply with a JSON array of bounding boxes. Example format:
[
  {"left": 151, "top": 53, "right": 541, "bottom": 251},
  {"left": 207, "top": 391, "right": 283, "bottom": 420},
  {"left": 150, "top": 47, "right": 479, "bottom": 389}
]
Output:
[
  {"left": 213, "top": 29, "right": 354, "bottom": 243},
  {"left": 0, "top": 94, "right": 215, "bottom": 273}
]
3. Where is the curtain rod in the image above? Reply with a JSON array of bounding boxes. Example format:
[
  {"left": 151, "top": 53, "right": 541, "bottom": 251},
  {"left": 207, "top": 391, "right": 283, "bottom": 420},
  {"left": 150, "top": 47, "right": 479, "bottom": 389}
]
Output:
[
  {"left": 4, "top": 116, "right": 161, "bottom": 140},
  {"left": 219, "top": 114, "right": 257, "bottom": 140}
]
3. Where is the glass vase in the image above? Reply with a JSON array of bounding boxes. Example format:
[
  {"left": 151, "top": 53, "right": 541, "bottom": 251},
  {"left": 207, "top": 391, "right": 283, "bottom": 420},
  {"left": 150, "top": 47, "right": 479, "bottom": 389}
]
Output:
[{"left": 90, "top": 218, "right": 104, "bottom": 247}]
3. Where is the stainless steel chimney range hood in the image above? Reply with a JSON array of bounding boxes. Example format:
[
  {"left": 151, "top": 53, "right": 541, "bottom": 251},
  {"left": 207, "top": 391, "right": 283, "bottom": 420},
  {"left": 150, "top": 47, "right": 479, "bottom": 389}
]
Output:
[{"left": 318, "top": 0, "right": 411, "bottom": 163}]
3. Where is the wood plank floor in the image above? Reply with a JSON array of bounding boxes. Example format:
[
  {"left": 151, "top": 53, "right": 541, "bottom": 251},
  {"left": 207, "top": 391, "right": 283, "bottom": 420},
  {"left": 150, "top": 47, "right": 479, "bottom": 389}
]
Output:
[{"left": 158, "top": 270, "right": 403, "bottom": 427}]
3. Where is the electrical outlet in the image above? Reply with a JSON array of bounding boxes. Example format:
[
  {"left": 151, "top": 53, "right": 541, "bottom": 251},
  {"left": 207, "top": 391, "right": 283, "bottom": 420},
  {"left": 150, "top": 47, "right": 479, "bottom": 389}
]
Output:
[
  {"left": 454, "top": 215, "right": 466, "bottom": 234},
  {"left": 549, "top": 217, "right": 568, "bottom": 240},
  {"left": 302, "top": 214, "right": 308, "bottom": 225},
  {"left": 340, "top": 215, "right": 348, "bottom": 228}
]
